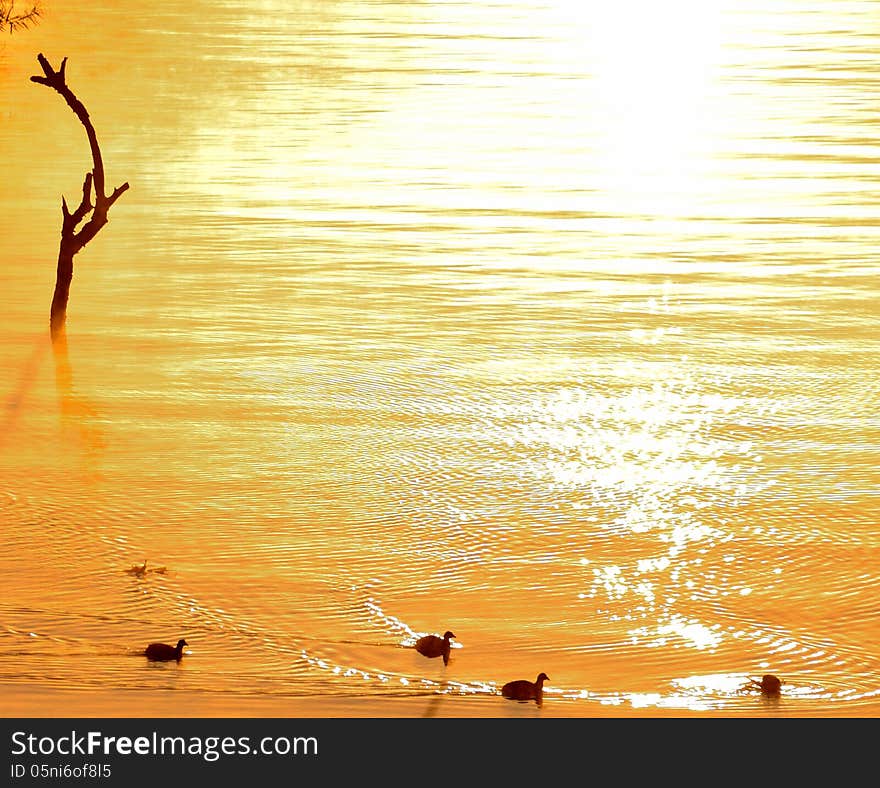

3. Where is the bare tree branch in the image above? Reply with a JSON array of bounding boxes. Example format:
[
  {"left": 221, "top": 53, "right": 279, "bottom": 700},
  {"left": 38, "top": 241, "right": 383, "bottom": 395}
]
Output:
[
  {"left": 1, "top": 1, "right": 42, "bottom": 34},
  {"left": 30, "top": 54, "right": 130, "bottom": 336},
  {"left": 61, "top": 172, "right": 95, "bottom": 236}
]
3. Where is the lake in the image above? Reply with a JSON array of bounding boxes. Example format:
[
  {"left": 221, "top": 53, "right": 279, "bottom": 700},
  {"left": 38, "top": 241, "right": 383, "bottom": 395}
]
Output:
[{"left": 1, "top": 0, "right": 878, "bottom": 718}]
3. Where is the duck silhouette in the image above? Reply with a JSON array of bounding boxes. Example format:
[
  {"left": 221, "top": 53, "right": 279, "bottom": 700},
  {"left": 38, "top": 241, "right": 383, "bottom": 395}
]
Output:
[
  {"left": 126, "top": 560, "right": 148, "bottom": 577},
  {"left": 750, "top": 674, "right": 783, "bottom": 697},
  {"left": 126, "top": 559, "right": 168, "bottom": 576},
  {"left": 501, "top": 672, "right": 549, "bottom": 703},
  {"left": 414, "top": 630, "right": 456, "bottom": 666},
  {"left": 144, "top": 638, "right": 188, "bottom": 662}
]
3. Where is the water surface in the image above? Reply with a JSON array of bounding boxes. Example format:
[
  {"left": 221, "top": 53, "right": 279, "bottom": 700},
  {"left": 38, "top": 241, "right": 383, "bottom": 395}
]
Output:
[{"left": 1, "top": 0, "right": 878, "bottom": 717}]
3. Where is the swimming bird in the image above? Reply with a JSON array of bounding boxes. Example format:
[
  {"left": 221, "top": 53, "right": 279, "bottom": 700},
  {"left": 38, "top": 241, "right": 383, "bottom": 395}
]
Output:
[
  {"left": 414, "top": 630, "right": 456, "bottom": 666},
  {"left": 144, "top": 638, "right": 188, "bottom": 662},
  {"left": 751, "top": 674, "right": 782, "bottom": 697},
  {"left": 501, "top": 672, "right": 549, "bottom": 702},
  {"left": 126, "top": 560, "right": 148, "bottom": 577}
]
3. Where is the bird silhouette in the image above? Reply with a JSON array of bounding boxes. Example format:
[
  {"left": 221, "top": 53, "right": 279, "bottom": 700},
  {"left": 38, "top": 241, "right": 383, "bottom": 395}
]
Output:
[
  {"left": 144, "top": 638, "right": 188, "bottom": 662},
  {"left": 750, "top": 673, "right": 782, "bottom": 697},
  {"left": 414, "top": 630, "right": 456, "bottom": 666},
  {"left": 126, "top": 560, "right": 148, "bottom": 577},
  {"left": 501, "top": 672, "right": 549, "bottom": 703}
]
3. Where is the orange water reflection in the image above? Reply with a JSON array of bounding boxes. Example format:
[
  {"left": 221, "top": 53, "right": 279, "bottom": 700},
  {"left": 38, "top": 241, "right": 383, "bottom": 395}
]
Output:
[{"left": 0, "top": 0, "right": 879, "bottom": 718}]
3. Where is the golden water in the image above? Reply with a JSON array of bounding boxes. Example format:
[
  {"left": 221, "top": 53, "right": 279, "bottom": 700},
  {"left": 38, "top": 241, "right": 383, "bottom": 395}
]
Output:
[{"left": 1, "top": 0, "right": 878, "bottom": 717}]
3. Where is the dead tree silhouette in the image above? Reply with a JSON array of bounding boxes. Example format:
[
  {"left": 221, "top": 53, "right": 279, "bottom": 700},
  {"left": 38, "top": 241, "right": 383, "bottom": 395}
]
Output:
[
  {"left": 30, "top": 53, "right": 129, "bottom": 338},
  {"left": 1, "top": 2, "right": 42, "bottom": 34}
]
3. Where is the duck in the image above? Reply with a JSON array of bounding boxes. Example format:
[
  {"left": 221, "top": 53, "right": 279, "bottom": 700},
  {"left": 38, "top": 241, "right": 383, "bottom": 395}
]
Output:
[
  {"left": 502, "top": 672, "right": 549, "bottom": 702},
  {"left": 414, "top": 630, "right": 456, "bottom": 666},
  {"left": 750, "top": 673, "right": 782, "bottom": 697},
  {"left": 126, "top": 560, "right": 148, "bottom": 577},
  {"left": 144, "top": 638, "right": 188, "bottom": 662}
]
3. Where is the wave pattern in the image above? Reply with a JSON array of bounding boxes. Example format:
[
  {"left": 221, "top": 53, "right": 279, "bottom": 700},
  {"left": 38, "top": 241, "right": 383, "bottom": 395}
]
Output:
[{"left": 1, "top": 0, "right": 879, "bottom": 716}]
